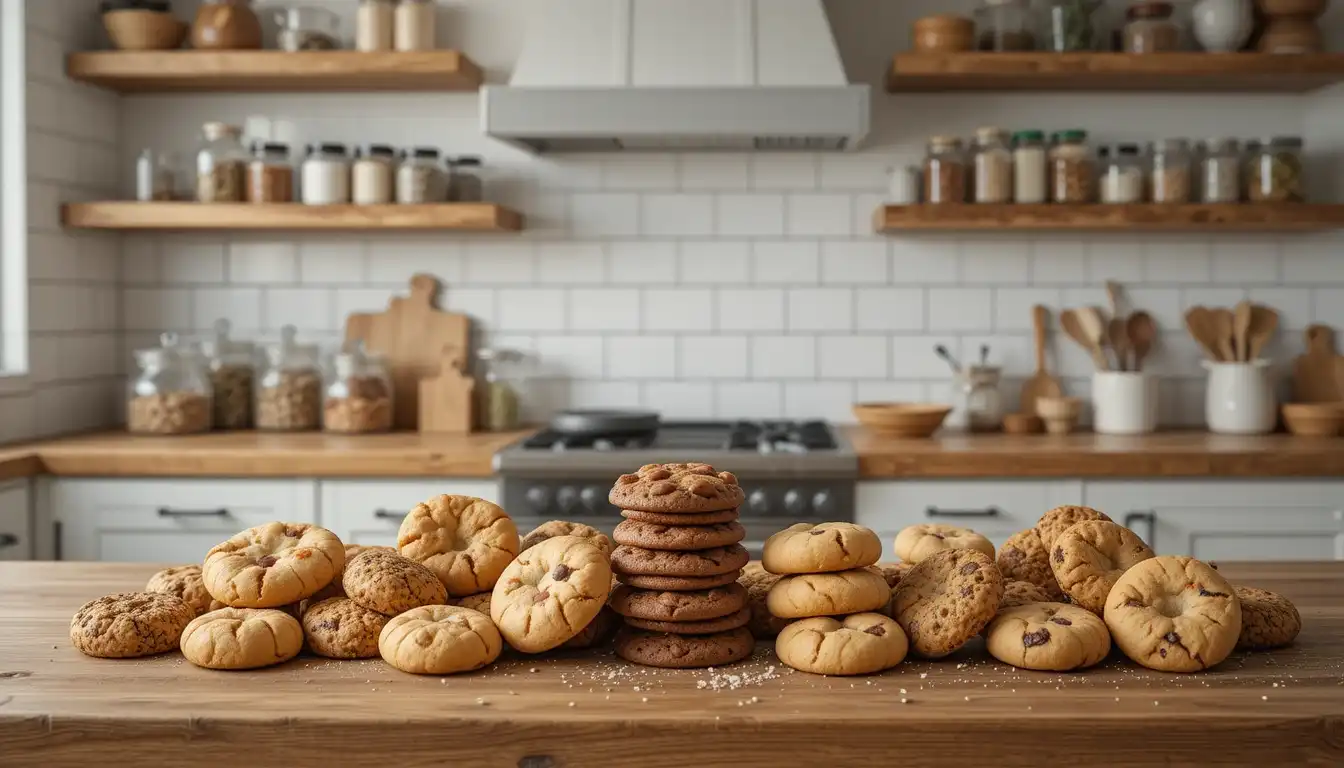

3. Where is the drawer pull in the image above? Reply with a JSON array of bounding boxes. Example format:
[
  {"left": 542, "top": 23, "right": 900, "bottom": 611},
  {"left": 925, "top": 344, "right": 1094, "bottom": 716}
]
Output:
[
  {"left": 157, "top": 507, "right": 229, "bottom": 518},
  {"left": 0, "top": 533, "right": 18, "bottom": 549},
  {"left": 1123, "top": 511, "right": 1158, "bottom": 551},
  {"left": 373, "top": 509, "right": 404, "bottom": 521},
  {"left": 926, "top": 506, "right": 1001, "bottom": 519}
]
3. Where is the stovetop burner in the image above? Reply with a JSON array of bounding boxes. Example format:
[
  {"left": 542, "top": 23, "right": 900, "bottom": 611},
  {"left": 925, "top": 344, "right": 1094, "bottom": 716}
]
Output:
[{"left": 518, "top": 420, "right": 837, "bottom": 453}]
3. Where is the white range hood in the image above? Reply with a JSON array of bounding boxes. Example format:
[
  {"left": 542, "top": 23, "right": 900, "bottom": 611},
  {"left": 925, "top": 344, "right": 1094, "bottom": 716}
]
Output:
[{"left": 481, "top": 0, "right": 870, "bottom": 153}]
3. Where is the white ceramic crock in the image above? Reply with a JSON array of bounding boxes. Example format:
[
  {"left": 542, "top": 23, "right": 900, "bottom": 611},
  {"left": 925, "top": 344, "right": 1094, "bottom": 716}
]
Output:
[
  {"left": 1203, "top": 359, "right": 1276, "bottom": 434},
  {"left": 1092, "top": 372, "right": 1160, "bottom": 435},
  {"left": 1193, "top": 0, "right": 1254, "bottom": 52}
]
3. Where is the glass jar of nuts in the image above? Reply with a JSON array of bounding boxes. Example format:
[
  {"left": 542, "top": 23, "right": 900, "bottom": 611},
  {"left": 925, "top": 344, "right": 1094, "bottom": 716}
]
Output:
[
  {"left": 323, "top": 343, "right": 393, "bottom": 434},
  {"left": 1248, "top": 136, "right": 1304, "bottom": 203},
  {"left": 200, "top": 319, "right": 255, "bottom": 431},
  {"left": 256, "top": 325, "right": 322, "bottom": 432},
  {"left": 195, "top": 122, "right": 248, "bottom": 203},
  {"left": 923, "top": 135, "right": 967, "bottom": 204},
  {"left": 1149, "top": 138, "right": 1192, "bottom": 204},
  {"left": 1050, "top": 129, "right": 1095, "bottom": 204},
  {"left": 128, "top": 333, "right": 213, "bottom": 436}
]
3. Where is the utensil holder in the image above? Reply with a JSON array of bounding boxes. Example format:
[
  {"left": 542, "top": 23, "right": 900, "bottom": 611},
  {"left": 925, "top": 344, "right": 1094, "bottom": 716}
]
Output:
[
  {"left": 1203, "top": 359, "right": 1276, "bottom": 434},
  {"left": 1092, "top": 372, "right": 1159, "bottom": 435}
]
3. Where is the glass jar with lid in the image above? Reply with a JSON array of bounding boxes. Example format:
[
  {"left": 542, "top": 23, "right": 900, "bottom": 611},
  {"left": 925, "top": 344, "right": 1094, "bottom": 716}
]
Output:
[
  {"left": 256, "top": 325, "right": 322, "bottom": 431},
  {"left": 397, "top": 148, "right": 445, "bottom": 203},
  {"left": 1050, "top": 130, "right": 1095, "bottom": 203},
  {"left": 1012, "top": 130, "right": 1048, "bottom": 204},
  {"left": 1201, "top": 138, "right": 1241, "bottom": 203},
  {"left": 447, "top": 156, "right": 484, "bottom": 202},
  {"left": 923, "top": 136, "right": 967, "bottom": 204},
  {"left": 246, "top": 142, "right": 294, "bottom": 203},
  {"left": 353, "top": 144, "right": 397, "bottom": 205},
  {"left": 128, "top": 333, "right": 213, "bottom": 435},
  {"left": 972, "top": 127, "right": 1013, "bottom": 204},
  {"left": 477, "top": 348, "right": 526, "bottom": 432},
  {"left": 301, "top": 143, "right": 352, "bottom": 205},
  {"left": 195, "top": 122, "right": 247, "bottom": 203},
  {"left": 1100, "top": 143, "right": 1145, "bottom": 204},
  {"left": 952, "top": 366, "right": 1004, "bottom": 433},
  {"left": 323, "top": 342, "right": 393, "bottom": 434},
  {"left": 200, "top": 319, "right": 255, "bottom": 431},
  {"left": 1248, "top": 136, "right": 1304, "bottom": 203},
  {"left": 1124, "top": 1, "right": 1182, "bottom": 53},
  {"left": 1150, "top": 138, "right": 1192, "bottom": 204},
  {"left": 1045, "top": 0, "right": 1101, "bottom": 51},
  {"left": 974, "top": 0, "right": 1037, "bottom": 51}
]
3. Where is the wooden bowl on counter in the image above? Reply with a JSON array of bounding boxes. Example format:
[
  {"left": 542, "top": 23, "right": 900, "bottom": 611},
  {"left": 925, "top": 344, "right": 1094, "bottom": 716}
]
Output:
[
  {"left": 853, "top": 403, "right": 952, "bottom": 438},
  {"left": 1002, "top": 413, "right": 1045, "bottom": 435},
  {"left": 1282, "top": 402, "right": 1344, "bottom": 437},
  {"left": 911, "top": 14, "right": 975, "bottom": 53},
  {"left": 1036, "top": 396, "right": 1082, "bottom": 436},
  {"left": 103, "top": 9, "right": 188, "bottom": 51}
]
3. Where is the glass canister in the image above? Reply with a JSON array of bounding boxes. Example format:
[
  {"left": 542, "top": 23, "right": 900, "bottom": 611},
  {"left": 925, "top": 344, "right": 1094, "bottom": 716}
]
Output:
[
  {"left": 195, "top": 122, "right": 247, "bottom": 203},
  {"left": 477, "top": 348, "right": 525, "bottom": 432},
  {"left": 397, "top": 148, "right": 445, "bottom": 203},
  {"left": 1150, "top": 138, "right": 1192, "bottom": 204},
  {"left": 323, "top": 343, "right": 393, "bottom": 434},
  {"left": 972, "top": 127, "right": 1013, "bottom": 204},
  {"left": 1100, "top": 143, "right": 1145, "bottom": 204},
  {"left": 352, "top": 144, "right": 397, "bottom": 205},
  {"left": 301, "top": 143, "right": 352, "bottom": 205},
  {"left": 246, "top": 142, "right": 294, "bottom": 203},
  {"left": 199, "top": 319, "right": 255, "bottom": 431},
  {"left": 447, "top": 156, "right": 484, "bottom": 202},
  {"left": 1124, "top": 1, "right": 1182, "bottom": 53},
  {"left": 923, "top": 136, "right": 967, "bottom": 204},
  {"left": 128, "top": 333, "right": 213, "bottom": 435},
  {"left": 1012, "top": 130, "right": 1048, "bottom": 204},
  {"left": 1248, "top": 136, "right": 1304, "bottom": 203},
  {"left": 1050, "top": 129, "right": 1094, "bottom": 203},
  {"left": 953, "top": 366, "right": 1004, "bottom": 433},
  {"left": 256, "top": 325, "right": 322, "bottom": 431},
  {"left": 1045, "top": 0, "right": 1101, "bottom": 51},
  {"left": 975, "top": 0, "right": 1037, "bottom": 51},
  {"left": 1201, "top": 138, "right": 1241, "bottom": 203}
]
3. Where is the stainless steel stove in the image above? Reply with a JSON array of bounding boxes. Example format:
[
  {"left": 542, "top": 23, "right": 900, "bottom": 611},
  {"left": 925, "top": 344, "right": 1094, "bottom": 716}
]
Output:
[{"left": 495, "top": 420, "right": 857, "bottom": 558}]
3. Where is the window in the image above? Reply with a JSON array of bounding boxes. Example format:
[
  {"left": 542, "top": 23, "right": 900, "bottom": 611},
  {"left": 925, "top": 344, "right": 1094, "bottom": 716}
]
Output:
[{"left": 0, "top": 0, "right": 28, "bottom": 383}]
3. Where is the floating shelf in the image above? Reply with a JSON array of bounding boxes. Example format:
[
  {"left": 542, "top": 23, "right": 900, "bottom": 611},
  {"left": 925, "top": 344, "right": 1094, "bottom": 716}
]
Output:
[
  {"left": 62, "top": 202, "right": 523, "bottom": 232},
  {"left": 66, "top": 50, "right": 483, "bottom": 93},
  {"left": 874, "top": 204, "right": 1344, "bottom": 233},
  {"left": 887, "top": 52, "right": 1344, "bottom": 93}
]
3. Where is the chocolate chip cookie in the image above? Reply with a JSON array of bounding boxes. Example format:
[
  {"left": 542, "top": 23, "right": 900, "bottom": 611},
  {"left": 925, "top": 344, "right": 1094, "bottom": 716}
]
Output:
[
  {"left": 775, "top": 613, "right": 908, "bottom": 676},
  {"left": 203, "top": 522, "right": 345, "bottom": 609},
  {"left": 996, "top": 529, "right": 1065, "bottom": 601},
  {"left": 610, "top": 543, "right": 749, "bottom": 577},
  {"left": 614, "top": 625, "right": 754, "bottom": 668},
  {"left": 379, "top": 605, "right": 503, "bottom": 675},
  {"left": 891, "top": 549, "right": 1004, "bottom": 659},
  {"left": 617, "top": 571, "right": 742, "bottom": 591},
  {"left": 892, "top": 523, "right": 996, "bottom": 564},
  {"left": 520, "top": 520, "right": 614, "bottom": 558},
  {"left": 302, "top": 597, "right": 389, "bottom": 659},
  {"left": 738, "top": 562, "right": 792, "bottom": 640},
  {"left": 144, "top": 565, "right": 224, "bottom": 616},
  {"left": 609, "top": 583, "right": 747, "bottom": 622},
  {"left": 624, "top": 606, "right": 752, "bottom": 635},
  {"left": 1104, "top": 556, "right": 1241, "bottom": 673},
  {"left": 1234, "top": 585, "right": 1302, "bottom": 650},
  {"left": 1050, "top": 520, "right": 1154, "bottom": 615},
  {"left": 986, "top": 602, "right": 1111, "bottom": 671},
  {"left": 766, "top": 567, "right": 891, "bottom": 619},
  {"left": 762, "top": 523, "right": 882, "bottom": 575},
  {"left": 70, "top": 592, "right": 195, "bottom": 659},
  {"left": 609, "top": 463, "right": 745, "bottom": 514},
  {"left": 613, "top": 519, "right": 746, "bottom": 552},
  {"left": 397, "top": 495, "right": 520, "bottom": 597},
  {"left": 1035, "top": 505, "right": 1112, "bottom": 550},
  {"left": 622, "top": 508, "right": 740, "bottom": 526},
  {"left": 180, "top": 607, "right": 304, "bottom": 670},
  {"left": 491, "top": 536, "right": 613, "bottom": 653}
]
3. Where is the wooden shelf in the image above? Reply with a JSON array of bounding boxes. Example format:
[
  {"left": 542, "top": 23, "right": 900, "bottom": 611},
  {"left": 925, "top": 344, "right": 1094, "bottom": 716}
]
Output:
[
  {"left": 874, "top": 203, "right": 1344, "bottom": 233},
  {"left": 62, "top": 202, "right": 523, "bottom": 232},
  {"left": 887, "top": 52, "right": 1344, "bottom": 92},
  {"left": 66, "top": 50, "right": 483, "bottom": 93}
]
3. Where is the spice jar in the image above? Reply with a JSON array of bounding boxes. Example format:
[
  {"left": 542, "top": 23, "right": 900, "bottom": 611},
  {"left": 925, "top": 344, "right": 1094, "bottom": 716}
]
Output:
[
  {"left": 200, "top": 319, "right": 255, "bottom": 430},
  {"left": 246, "top": 142, "right": 294, "bottom": 203},
  {"left": 356, "top": 0, "right": 394, "bottom": 51},
  {"left": 395, "top": 0, "right": 436, "bottom": 51},
  {"left": 923, "top": 136, "right": 967, "bottom": 205},
  {"left": 257, "top": 325, "right": 322, "bottom": 432},
  {"left": 195, "top": 122, "right": 247, "bottom": 203},
  {"left": 397, "top": 148, "right": 445, "bottom": 203},
  {"left": 1124, "top": 1, "right": 1182, "bottom": 53},
  {"left": 135, "top": 148, "right": 175, "bottom": 202},
  {"left": 1100, "top": 143, "right": 1145, "bottom": 204},
  {"left": 324, "top": 343, "right": 393, "bottom": 434},
  {"left": 1046, "top": 0, "right": 1100, "bottom": 51},
  {"left": 301, "top": 143, "right": 352, "bottom": 206},
  {"left": 1201, "top": 138, "right": 1241, "bottom": 204},
  {"left": 477, "top": 348, "right": 524, "bottom": 432},
  {"left": 353, "top": 144, "right": 397, "bottom": 205},
  {"left": 128, "top": 333, "right": 213, "bottom": 436},
  {"left": 972, "top": 127, "right": 1013, "bottom": 204},
  {"left": 1012, "top": 130, "right": 1048, "bottom": 204},
  {"left": 1049, "top": 130, "right": 1095, "bottom": 204},
  {"left": 1150, "top": 138, "right": 1192, "bottom": 204},
  {"left": 447, "top": 156, "right": 484, "bottom": 202},
  {"left": 953, "top": 366, "right": 1004, "bottom": 433},
  {"left": 974, "top": 0, "right": 1037, "bottom": 50},
  {"left": 1248, "top": 136, "right": 1304, "bottom": 203}
]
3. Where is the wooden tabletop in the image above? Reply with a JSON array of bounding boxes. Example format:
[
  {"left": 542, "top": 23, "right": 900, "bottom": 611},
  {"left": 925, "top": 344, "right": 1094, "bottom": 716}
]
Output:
[{"left": 1, "top": 562, "right": 1341, "bottom": 767}]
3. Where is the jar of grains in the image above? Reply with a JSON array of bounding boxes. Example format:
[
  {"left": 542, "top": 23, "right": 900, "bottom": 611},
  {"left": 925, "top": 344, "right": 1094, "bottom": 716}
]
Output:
[
  {"left": 256, "top": 325, "right": 323, "bottom": 431},
  {"left": 477, "top": 348, "right": 525, "bottom": 432},
  {"left": 246, "top": 142, "right": 294, "bottom": 203},
  {"left": 323, "top": 343, "right": 393, "bottom": 434},
  {"left": 1150, "top": 138, "right": 1192, "bottom": 204},
  {"left": 974, "top": 0, "right": 1037, "bottom": 51},
  {"left": 356, "top": 0, "right": 394, "bottom": 51},
  {"left": 352, "top": 144, "right": 397, "bottom": 205},
  {"left": 128, "top": 333, "right": 213, "bottom": 436},
  {"left": 1248, "top": 136, "right": 1304, "bottom": 203},
  {"left": 972, "top": 127, "right": 1013, "bottom": 204},
  {"left": 1201, "top": 138, "right": 1241, "bottom": 203},
  {"left": 1100, "top": 143, "right": 1145, "bottom": 204},
  {"left": 394, "top": 0, "right": 436, "bottom": 51},
  {"left": 397, "top": 147, "right": 444, "bottom": 203},
  {"left": 1012, "top": 130, "right": 1048, "bottom": 203},
  {"left": 447, "top": 156, "right": 484, "bottom": 202},
  {"left": 1050, "top": 130, "right": 1094, "bottom": 203},
  {"left": 195, "top": 122, "right": 247, "bottom": 203},
  {"left": 200, "top": 319, "right": 255, "bottom": 430},
  {"left": 923, "top": 135, "right": 967, "bottom": 204},
  {"left": 1124, "top": 1, "right": 1182, "bottom": 53},
  {"left": 301, "top": 143, "right": 351, "bottom": 205}
]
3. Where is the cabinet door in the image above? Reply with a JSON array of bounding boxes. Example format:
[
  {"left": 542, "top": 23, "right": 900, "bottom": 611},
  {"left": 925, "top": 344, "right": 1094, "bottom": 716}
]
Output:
[
  {"left": 48, "top": 479, "right": 316, "bottom": 563},
  {"left": 1084, "top": 481, "right": 1344, "bottom": 561},
  {"left": 320, "top": 480, "right": 501, "bottom": 548},
  {"left": 0, "top": 480, "right": 31, "bottom": 561}
]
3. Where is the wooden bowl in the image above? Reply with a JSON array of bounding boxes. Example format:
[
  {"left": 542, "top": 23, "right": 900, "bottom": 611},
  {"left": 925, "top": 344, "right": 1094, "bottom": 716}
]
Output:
[
  {"left": 912, "top": 14, "right": 975, "bottom": 53},
  {"left": 1282, "top": 402, "right": 1344, "bottom": 437},
  {"left": 853, "top": 402, "right": 953, "bottom": 438},
  {"left": 1036, "top": 396, "right": 1082, "bottom": 436},
  {"left": 1256, "top": 0, "right": 1328, "bottom": 18},
  {"left": 1002, "top": 413, "right": 1044, "bottom": 435},
  {"left": 103, "top": 9, "right": 187, "bottom": 51}
]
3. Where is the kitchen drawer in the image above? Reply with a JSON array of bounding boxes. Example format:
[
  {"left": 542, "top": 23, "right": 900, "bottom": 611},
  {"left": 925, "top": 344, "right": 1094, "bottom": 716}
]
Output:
[
  {"left": 0, "top": 480, "right": 31, "bottom": 561},
  {"left": 42, "top": 478, "right": 316, "bottom": 563},
  {"left": 319, "top": 480, "right": 501, "bottom": 548},
  {"left": 856, "top": 480, "right": 1084, "bottom": 561}
]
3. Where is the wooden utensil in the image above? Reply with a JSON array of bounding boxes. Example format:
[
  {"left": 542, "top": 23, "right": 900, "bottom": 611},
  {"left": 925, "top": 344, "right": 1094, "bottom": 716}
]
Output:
[
  {"left": 1020, "top": 305, "right": 1064, "bottom": 416},
  {"left": 1061, "top": 308, "right": 1109, "bottom": 371},
  {"left": 344, "top": 274, "right": 471, "bottom": 430},
  {"left": 1105, "top": 280, "right": 1123, "bottom": 319},
  {"left": 1077, "top": 307, "right": 1111, "bottom": 371},
  {"left": 1233, "top": 300, "right": 1253, "bottom": 362},
  {"left": 1212, "top": 308, "right": 1236, "bottom": 362},
  {"left": 1246, "top": 305, "right": 1280, "bottom": 362},
  {"left": 1185, "top": 306, "right": 1223, "bottom": 361},
  {"left": 1127, "top": 311, "right": 1157, "bottom": 372},
  {"left": 418, "top": 347, "right": 476, "bottom": 434},
  {"left": 1293, "top": 325, "right": 1344, "bottom": 402},
  {"left": 1108, "top": 317, "right": 1130, "bottom": 371}
]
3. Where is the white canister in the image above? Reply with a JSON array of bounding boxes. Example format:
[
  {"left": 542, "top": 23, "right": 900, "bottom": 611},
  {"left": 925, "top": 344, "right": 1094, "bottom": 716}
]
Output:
[
  {"left": 887, "top": 165, "right": 920, "bottom": 204},
  {"left": 1193, "top": 0, "right": 1254, "bottom": 52},
  {"left": 1203, "top": 360, "right": 1276, "bottom": 434},
  {"left": 394, "top": 0, "right": 437, "bottom": 51},
  {"left": 300, "top": 143, "right": 352, "bottom": 206},
  {"left": 1092, "top": 372, "right": 1159, "bottom": 435}
]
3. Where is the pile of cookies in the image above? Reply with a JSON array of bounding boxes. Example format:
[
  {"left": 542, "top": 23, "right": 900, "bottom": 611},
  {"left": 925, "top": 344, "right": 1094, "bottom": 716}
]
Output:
[{"left": 607, "top": 463, "right": 755, "bottom": 668}]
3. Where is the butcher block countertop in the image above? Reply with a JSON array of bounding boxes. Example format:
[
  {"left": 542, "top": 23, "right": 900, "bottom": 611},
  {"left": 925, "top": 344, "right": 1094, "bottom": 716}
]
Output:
[{"left": 1, "top": 562, "right": 1342, "bottom": 767}]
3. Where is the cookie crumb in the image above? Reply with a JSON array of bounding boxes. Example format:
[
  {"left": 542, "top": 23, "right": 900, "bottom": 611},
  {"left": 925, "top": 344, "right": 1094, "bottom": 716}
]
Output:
[
  {"left": 963, "top": 696, "right": 970, "bottom": 702},
  {"left": 899, "top": 688, "right": 907, "bottom": 694},
  {"left": 900, "top": 698, "right": 908, "bottom": 704},
  {"left": 642, "top": 697, "right": 649, "bottom": 703},
  {"left": 919, "top": 672, "right": 927, "bottom": 679},
  {"left": 1262, "top": 695, "right": 1268, "bottom": 701},
  {"left": 568, "top": 702, "right": 575, "bottom": 707},
  {"left": 530, "top": 667, "right": 539, "bottom": 673}
]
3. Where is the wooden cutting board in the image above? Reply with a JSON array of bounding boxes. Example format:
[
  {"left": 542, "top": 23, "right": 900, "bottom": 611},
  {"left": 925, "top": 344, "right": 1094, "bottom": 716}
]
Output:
[
  {"left": 1292, "top": 325, "right": 1344, "bottom": 403},
  {"left": 344, "top": 274, "right": 470, "bottom": 430},
  {"left": 418, "top": 348, "right": 475, "bottom": 434}
]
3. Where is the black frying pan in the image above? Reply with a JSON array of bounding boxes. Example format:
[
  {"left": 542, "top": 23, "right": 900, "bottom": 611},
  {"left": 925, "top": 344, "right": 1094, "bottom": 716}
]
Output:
[{"left": 549, "top": 409, "right": 660, "bottom": 439}]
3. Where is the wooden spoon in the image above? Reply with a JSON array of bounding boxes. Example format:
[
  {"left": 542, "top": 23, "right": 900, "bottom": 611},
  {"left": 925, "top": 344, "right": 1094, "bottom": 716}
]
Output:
[
  {"left": 1108, "top": 317, "right": 1130, "bottom": 372},
  {"left": 1184, "top": 306, "right": 1222, "bottom": 361},
  {"left": 1020, "top": 304, "right": 1063, "bottom": 416},
  {"left": 1233, "top": 300, "right": 1252, "bottom": 362},
  {"left": 1076, "top": 306, "right": 1110, "bottom": 370},
  {"left": 1061, "top": 308, "right": 1109, "bottom": 371},
  {"left": 1212, "top": 308, "right": 1236, "bottom": 363},
  {"left": 1105, "top": 280, "right": 1123, "bottom": 320},
  {"left": 1127, "top": 311, "right": 1157, "bottom": 372},
  {"left": 1245, "top": 304, "right": 1279, "bottom": 363}
]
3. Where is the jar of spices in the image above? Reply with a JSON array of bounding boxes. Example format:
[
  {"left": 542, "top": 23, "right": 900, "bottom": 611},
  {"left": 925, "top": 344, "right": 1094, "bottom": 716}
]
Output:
[
  {"left": 1201, "top": 138, "right": 1241, "bottom": 203},
  {"left": 477, "top": 348, "right": 524, "bottom": 432},
  {"left": 1248, "top": 136, "right": 1304, "bottom": 203},
  {"left": 952, "top": 366, "right": 1004, "bottom": 433},
  {"left": 923, "top": 136, "right": 967, "bottom": 205},
  {"left": 256, "top": 326, "right": 322, "bottom": 431},
  {"left": 301, "top": 143, "right": 352, "bottom": 206},
  {"left": 1124, "top": 1, "right": 1182, "bottom": 53},
  {"left": 356, "top": 0, "right": 394, "bottom": 51},
  {"left": 352, "top": 144, "right": 397, "bottom": 205},
  {"left": 200, "top": 319, "right": 255, "bottom": 430},
  {"left": 972, "top": 127, "right": 1013, "bottom": 204},
  {"left": 246, "top": 142, "right": 294, "bottom": 203},
  {"left": 195, "top": 122, "right": 247, "bottom": 203},
  {"left": 1100, "top": 143, "right": 1145, "bottom": 204},
  {"left": 1012, "top": 130, "right": 1048, "bottom": 204},
  {"left": 394, "top": 0, "right": 436, "bottom": 51},
  {"left": 1045, "top": 0, "right": 1100, "bottom": 51},
  {"left": 128, "top": 333, "right": 213, "bottom": 436},
  {"left": 974, "top": 0, "right": 1037, "bottom": 51},
  {"left": 1150, "top": 138, "right": 1192, "bottom": 204},
  {"left": 397, "top": 148, "right": 444, "bottom": 203},
  {"left": 1050, "top": 130, "right": 1095, "bottom": 204},
  {"left": 323, "top": 343, "right": 393, "bottom": 434},
  {"left": 447, "top": 156, "right": 484, "bottom": 202}
]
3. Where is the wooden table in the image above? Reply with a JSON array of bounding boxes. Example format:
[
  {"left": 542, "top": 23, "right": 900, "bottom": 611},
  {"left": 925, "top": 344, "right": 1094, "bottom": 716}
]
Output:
[{"left": 1, "top": 563, "right": 1342, "bottom": 766}]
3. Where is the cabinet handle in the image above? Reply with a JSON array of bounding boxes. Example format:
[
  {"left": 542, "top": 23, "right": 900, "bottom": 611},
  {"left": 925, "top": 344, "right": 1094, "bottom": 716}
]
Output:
[
  {"left": 373, "top": 509, "right": 403, "bottom": 520},
  {"left": 0, "top": 533, "right": 17, "bottom": 549},
  {"left": 157, "top": 507, "right": 229, "bottom": 518},
  {"left": 926, "top": 506, "right": 1001, "bottom": 519},
  {"left": 53, "top": 521, "right": 62, "bottom": 562},
  {"left": 1123, "top": 511, "right": 1158, "bottom": 551}
]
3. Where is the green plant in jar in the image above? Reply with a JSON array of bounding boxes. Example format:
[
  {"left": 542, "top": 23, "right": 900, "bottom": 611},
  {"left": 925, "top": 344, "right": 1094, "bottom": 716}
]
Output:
[{"left": 1046, "top": 0, "right": 1100, "bottom": 51}]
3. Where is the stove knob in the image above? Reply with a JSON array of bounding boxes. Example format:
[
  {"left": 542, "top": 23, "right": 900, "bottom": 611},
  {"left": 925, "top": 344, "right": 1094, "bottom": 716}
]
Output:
[
  {"left": 812, "top": 490, "right": 834, "bottom": 516},
  {"left": 556, "top": 487, "right": 579, "bottom": 512},
  {"left": 748, "top": 489, "right": 770, "bottom": 515},
  {"left": 783, "top": 489, "right": 806, "bottom": 516},
  {"left": 580, "top": 486, "right": 604, "bottom": 512},
  {"left": 525, "top": 486, "right": 551, "bottom": 513}
]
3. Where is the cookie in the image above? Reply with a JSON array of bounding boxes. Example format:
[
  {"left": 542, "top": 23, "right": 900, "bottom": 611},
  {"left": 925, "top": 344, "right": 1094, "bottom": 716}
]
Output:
[
  {"left": 613, "top": 519, "right": 746, "bottom": 552},
  {"left": 762, "top": 523, "right": 882, "bottom": 575},
  {"left": 302, "top": 543, "right": 385, "bottom": 611},
  {"left": 996, "top": 529, "right": 1066, "bottom": 601},
  {"left": 610, "top": 543, "right": 748, "bottom": 577},
  {"left": 622, "top": 508, "right": 740, "bottom": 525},
  {"left": 613, "top": 625, "right": 754, "bottom": 668},
  {"left": 609, "top": 463, "right": 745, "bottom": 514},
  {"left": 738, "top": 562, "right": 792, "bottom": 639},
  {"left": 456, "top": 591, "right": 492, "bottom": 613},
  {"left": 302, "top": 597, "right": 389, "bottom": 659},
  {"left": 873, "top": 561, "right": 913, "bottom": 589},
  {"left": 202, "top": 522, "right": 345, "bottom": 608},
  {"left": 1050, "top": 520, "right": 1154, "bottom": 615},
  {"left": 1234, "top": 585, "right": 1302, "bottom": 650},
  {"left": 180, "top": 607, "right": 304, "bottom": 670},
  {"left": 892, "top": 524, "right": 995, "bottom": 564},
  {"left": 379, "top": 605, "right": 503, "bottom": 675},
  {"left": 144, "top": 565, "right": 224, "bottom": 616},
  {"left": 610, "top": 582, "right": 747, "bottom": 622},
  {"left": 491, "top": 536, "right": 613, "bottom": 653},
  {"left": 342, "top": 548, "right": 447, "bottom": 616},
  {"left": 766, "top": 568, "right": 891, "bottom": 620},
  {"left": 891, "top": 548, "right": 1004, "bottom": 659},
  {"left": 624, "top": 606, "right": 752, "bottom": 635},
  {"left": 775, "top": 613, "right": 908, "bottom": 676},
  {"left": 397, "top": 495, "right": 520, "bottom": 597},
  {"left": 520, "top": 520, "right": 614, "bottom": 558},
  {"left": 617, "top": 571, "right": 741, "bottom": 591},
  {"left": 986, "top": 602, "right": 1111, "bottom": 671},
  {"left": 1103, "top": 556, "right": 1241, "bottom": 673},
  {"left": 563, "top": 606, "right": 620, "bottom": 650},
  {"left": 1036, "top": 505, "right": 1113, "bottom": 550},
  {"left": 1001, "top": 580, "right": 1053, "bottom": 609},
  {"left": 69, "top": 592, "right": 195, "bottom": 659}
]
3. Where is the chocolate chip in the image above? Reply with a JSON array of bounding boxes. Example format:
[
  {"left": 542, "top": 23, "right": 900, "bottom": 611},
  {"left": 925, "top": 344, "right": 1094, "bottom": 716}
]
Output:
[
  {"left": 810, "top": 529, "right": 825, "bottom": 536},
  {"left": 864, "top": 624, "right": 886, "bottom": 637},
  {"left": 284, "top": 526, "right": 302, "bottom": 538},
  {"left": 1197, "top": 586, "right": 1230, "bottom": 598},
  {"left": 959, "top": 562, "right": 978, "bottom": 576},
  {"left": 1159, "top": 648, "right": 1167, "bottom": 658},
  {"left": 1164, "top": 631, "right": 1180, "bottom": 644},
  {"left": 551, "top": 564, "right": 572, "bottom": 582},
  {"left": 319, "top": 619, "right": 338, "bottom": 631},
  {"left": 1053, "top": 546, "right": 1064, "bottom": 563},
  {"left": 1049, "top": 617, "right": 1072, "bottom": 626},
  {"left": 257, "top": 555, "right": 278, "bottom": 568},
  {"left": 1022, "top": 628, "right": 1051, "bottom": 647},
  {"left": 960, "top": 586, "right": 972, "bottom": 597}
]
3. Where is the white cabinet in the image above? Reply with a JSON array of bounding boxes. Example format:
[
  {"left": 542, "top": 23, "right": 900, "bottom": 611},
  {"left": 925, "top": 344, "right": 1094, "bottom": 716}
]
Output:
[
  {"left": 319, "top": 480, "right": 500, "bottom": 547},
  {"left": 1084, "top": 481, "right": 1344, "bottom": 561},
  {"left": 0, "top": 480, "right": 31, "bottom": 561}
]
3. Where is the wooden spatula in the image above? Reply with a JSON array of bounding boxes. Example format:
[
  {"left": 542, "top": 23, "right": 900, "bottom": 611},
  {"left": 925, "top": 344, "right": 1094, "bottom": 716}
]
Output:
[
  {"left": 1185, "top": 306, "right": 1222, "bottom": 361},
  {"left": 1212, "top": 308, "right": 1236, "bottom": 362},
  {"left": 1061, "top": 308, "right": 1109, "bottom": 371},
  {"left": 1108, "top": 317, "right": 1130, "bottom": 371},
  {"left": 1127, "top": 311, "right": 1157, "bottom": 372},
  {"left": 1021, "top": 305, "right": 1063, "bottom": 416},
  {"left": 1233, "top": 300, "right": 1252, "bottom": 362},
  {"left": 1246, "top": 305, "right": 1279, "bottom": 362}
]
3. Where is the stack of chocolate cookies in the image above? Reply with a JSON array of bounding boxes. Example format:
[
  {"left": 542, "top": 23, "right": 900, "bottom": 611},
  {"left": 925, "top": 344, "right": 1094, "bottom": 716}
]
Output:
[{"left": 607, "top": 463, "right": 754, "bottom": 669}]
